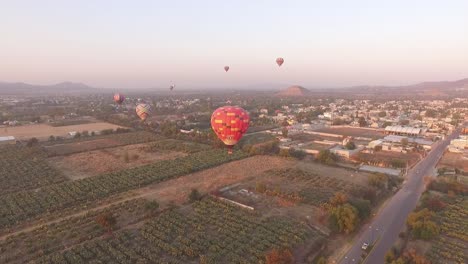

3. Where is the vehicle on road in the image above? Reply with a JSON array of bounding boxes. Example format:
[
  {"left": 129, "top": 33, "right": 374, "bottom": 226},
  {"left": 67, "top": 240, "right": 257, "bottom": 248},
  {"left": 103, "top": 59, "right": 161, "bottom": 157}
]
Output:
[{"left": 361, "top": 242, "right": 369, "bottom": 250}]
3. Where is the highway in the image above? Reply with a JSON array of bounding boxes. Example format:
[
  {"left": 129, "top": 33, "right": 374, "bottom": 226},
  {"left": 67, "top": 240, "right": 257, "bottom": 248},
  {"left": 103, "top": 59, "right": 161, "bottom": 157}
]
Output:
[{"left": 340, "top": 127, "right": 462, "bottom": 264}]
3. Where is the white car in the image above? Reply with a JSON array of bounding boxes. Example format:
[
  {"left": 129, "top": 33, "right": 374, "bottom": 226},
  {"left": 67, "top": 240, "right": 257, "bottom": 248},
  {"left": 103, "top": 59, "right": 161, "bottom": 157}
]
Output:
[{"left": 361, "top": 242, "right": 369, "bottom": 250}]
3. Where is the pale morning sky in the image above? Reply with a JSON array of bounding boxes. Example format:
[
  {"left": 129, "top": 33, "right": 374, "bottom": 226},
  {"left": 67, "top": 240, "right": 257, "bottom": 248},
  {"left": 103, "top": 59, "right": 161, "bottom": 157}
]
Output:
[{"left": 1, "top": 0, "right": 467, "bottom": 89}]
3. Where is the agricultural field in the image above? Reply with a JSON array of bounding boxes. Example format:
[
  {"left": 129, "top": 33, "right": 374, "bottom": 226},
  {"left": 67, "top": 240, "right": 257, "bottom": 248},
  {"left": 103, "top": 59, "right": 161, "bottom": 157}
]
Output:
[
  {"left": 45, "top": 131, "right": 162, "bottom": 156},
  {"left": 437, "top": 151, "right": 468, "bottom": 172},
  {"left": 425, "top": 197, "right": 468, "bottom": 264},
  {"left": 0, "top": 145, "right": 68, "bottom": 195},
  {"left": 239, "top": 132, "right": 277, "bottom": 146},
  {"left": 0, "top": 122, "right": 124, "bottom": 140},
  {"left": 356, "top": 150, "right": 421, "bottom": 168},
  {"left": 48, "top": 143, "right": 187, "bottom": 180},
  {"left": 0, "top": 198, "right": 150, "bottom": 264},
  {"left": 34, "top": 197, "right": 322, "bottom": 264},
  {"left": 315, "top": 127, "right": 384, "bottom": 139},
  {"left": 0, "top": 149, "right": 249, "bottom": 231}
]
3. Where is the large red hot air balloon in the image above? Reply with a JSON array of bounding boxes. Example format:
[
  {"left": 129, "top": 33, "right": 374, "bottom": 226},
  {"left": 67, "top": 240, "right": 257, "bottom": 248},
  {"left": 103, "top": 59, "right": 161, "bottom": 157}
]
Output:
[
  {"left": 113, "top": 93, "right": 125, "bottom": 104},
  {"left": 224, "top": 66, "right": 230, "bottom": 72},
  {"left": 136, "top": 104, "right": 151, "bottom": 121},
  {"left": 276, "top": 57, "right": 284, "bottom": 67},
  {"left": 211, "top": 106, "right": 250, "bottom": 154}
]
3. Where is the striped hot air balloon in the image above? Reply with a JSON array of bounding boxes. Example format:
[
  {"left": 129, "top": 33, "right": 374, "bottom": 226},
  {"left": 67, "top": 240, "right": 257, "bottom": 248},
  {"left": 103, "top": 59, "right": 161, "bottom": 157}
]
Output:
[
  {"left": 113, "top": 93, "right": 125, "bottom": 104},
  {"left": 136, "top": 103, "right": 152, "bottom": 121},
  {"left": 211, "top": 106, "right": 250, "bottom": 153}
]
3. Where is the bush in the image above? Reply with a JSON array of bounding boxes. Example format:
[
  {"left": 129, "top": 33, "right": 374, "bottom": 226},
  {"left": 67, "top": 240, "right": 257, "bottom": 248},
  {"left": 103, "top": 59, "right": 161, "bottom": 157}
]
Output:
[
  {"left": 349, "top": 198, "right": 371, "bottom": 220},
  {"left": 317, "top": 150, "right": 337, "bottom": 165},
  {"left": 26, "top": 137, "right": 39, "bottom": 147},
  {"left": 188, "top": 189, "right": 202, "bottom": 202},
  {"left": 368, "top": 173, "right": 388, "bottom": 189}
]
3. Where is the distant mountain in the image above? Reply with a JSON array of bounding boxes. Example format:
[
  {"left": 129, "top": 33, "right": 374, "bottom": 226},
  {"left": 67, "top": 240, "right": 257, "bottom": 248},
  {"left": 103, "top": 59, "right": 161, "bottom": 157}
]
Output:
[
  {"left": 276, "top": 85, "right": 310, "bottom": 97},
  {"left": 0, "top": 81, "right": 98, "bottom": 95}
]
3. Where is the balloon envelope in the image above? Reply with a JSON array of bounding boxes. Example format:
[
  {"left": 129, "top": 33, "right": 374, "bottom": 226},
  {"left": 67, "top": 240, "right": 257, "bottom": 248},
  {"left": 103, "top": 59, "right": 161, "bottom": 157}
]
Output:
[
  {"left": 113, "top": 93, "right": 125, "bottom": 104},
  {"left": 170, "top": 84, "right": 175, "bottom": 91},
  {"left": 211, "top": 106, "right": 250, "bottom": 149},
  {"left": 224, "top": 66, "right": 230, "bottom": 72},
  {"left": 136, "top": 104, "right": 152, "bottom": 121},
  {"left": 276, "top": 57, "right": 284, "bottom": 66}
]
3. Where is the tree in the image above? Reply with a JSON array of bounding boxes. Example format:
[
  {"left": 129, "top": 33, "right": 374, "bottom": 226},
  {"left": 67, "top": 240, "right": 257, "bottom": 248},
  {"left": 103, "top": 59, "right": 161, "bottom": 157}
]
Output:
[
  {"left": 378, "top": 111, "right": 387, "bottom": 117},
  {"left": 368, "top": 173, "right": 388, "bottom": 189},
  {"left": 391, "top": 159, "right": 405, "bottom": 168},
  {"left": 358, "top": 117, "right": 367, "bottom": 127},
  {"left": 96, "top": 212, "right": 117, "bottom": 235},
  {"left": 345, "top": 141, "right": 356, "bottom": 150},
  {"left": 279, "top": 148, "right": 290, "bottom": 157},
  {"left": 26, "top": 137, "right": 39, "bottom": 147},
  {"left": 48, "top": 135, "right": 56, "bottom": 142},
  {"left": 385, "top": 250, "right": 396, "bottom": 264},
  {"left": 329, "top": 203, "right": 359, "bottom": 234},
  {"left": 316, "top": 257, "right": 327, "bottom": 264},
  {"left": 399, "top": 119, "right": 410, "bottom": 126},
  {"left": 282, "top": 127, "right": 288, "bottom": 138},
  {"left": 289, "top": 148, "right": 306, "bottom": 160},
  {"left": 425, "top": 109, "right": 437, "bottom": 118},
  {"left": 188, "top": 188, "right": 202, "bottom": 202},
  {"left": 406, "top": 209, "right": 440, "bottom": 240},
  {"left": 265, "top": 248, "right": 294, "bottom": 264},
  {"left": 330, "top": 192, "right": 348, "bottom": 207},
  {"left": 317, "top": 150, "right": 337, "bottom": 165},
  {"left": 382, "top": 121, "right": 392, "bottom": 128},
  {"left": 401, "top": 138, "right": 409, "bottom": 146},
  {"left": 350, "top": 198, "right": 371, "bottom": 220}
]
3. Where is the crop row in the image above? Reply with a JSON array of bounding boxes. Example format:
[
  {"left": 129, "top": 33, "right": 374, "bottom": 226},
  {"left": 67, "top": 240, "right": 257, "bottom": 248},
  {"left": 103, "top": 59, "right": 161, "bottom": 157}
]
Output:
[
  {"left": 0, "top": 149, "right": 248, "bottom": 230},
  {"left": 0, "top": 146, "right": 67, "bottom": 195}
]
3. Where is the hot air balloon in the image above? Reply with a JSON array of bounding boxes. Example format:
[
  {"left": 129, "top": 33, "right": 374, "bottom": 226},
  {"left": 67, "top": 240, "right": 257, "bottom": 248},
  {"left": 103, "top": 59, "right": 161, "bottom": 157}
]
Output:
[
  {"left": 224, "top": 66, "right": 230, "bottom": 72},
  {"left": 276, "top": 57, "right": 284, "bottom": 67},
  {"left": 169, "top": 84, "right": 175, "bottom": 91},
  {"left": 113, "top": 93, "right": 125, "bottom": 104},
  {"left": 211, "top": 106, "right": 250, "bottom": 154},
  {"left": 136, "top": 104, "right": 152, "bottom": 121}
]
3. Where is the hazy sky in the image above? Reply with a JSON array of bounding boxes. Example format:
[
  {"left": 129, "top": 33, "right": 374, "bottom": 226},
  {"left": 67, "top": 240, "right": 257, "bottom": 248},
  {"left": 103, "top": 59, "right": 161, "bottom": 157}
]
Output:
[{"left": 1, "top": 0, "right": 467, "bottom": 89}]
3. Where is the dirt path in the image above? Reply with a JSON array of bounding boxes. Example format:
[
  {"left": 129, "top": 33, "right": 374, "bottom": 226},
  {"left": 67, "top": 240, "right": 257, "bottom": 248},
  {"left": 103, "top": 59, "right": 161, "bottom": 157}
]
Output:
[{"left": 0, "top": 155, "right": 295, "bottom": 241}]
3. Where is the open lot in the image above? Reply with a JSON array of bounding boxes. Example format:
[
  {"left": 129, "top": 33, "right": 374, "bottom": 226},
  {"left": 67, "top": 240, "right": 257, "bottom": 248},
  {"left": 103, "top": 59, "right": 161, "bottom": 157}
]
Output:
[
  {"left": 438, "top": 151, "right": 468, "bottom": 172},
  {"left": 0, "top": 122, "right": 124, "bottom": 140},
  {"left": 315, "top": 127, "right": 384, "bottom": 139},
  {"left": 48, "top": 143, "right": 186, "bottom": 180}
]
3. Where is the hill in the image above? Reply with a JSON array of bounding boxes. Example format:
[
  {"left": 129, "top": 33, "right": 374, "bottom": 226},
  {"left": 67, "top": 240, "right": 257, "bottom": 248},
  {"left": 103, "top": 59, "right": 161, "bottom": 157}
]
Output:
[
  {"left": 276, "top": 85, "right": 310, "bottom": 97},
  {"left": 0, "top": 81, "right": 98, "bottom": 95}
]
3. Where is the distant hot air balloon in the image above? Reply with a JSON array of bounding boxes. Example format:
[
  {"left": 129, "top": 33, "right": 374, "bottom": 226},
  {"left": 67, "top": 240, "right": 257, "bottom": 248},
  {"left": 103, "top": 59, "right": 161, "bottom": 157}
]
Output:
[
  {"left": 224, "top": 66, "right": 230, "bottom": 72},
  {"left": 113, "top": 93, "right": 125, "bottom": 104},
  {"left": 169, "top": 84, "right": 175, "bottom": 91},
  {"left": 211, "top": 106, "right": 250, "bottom": 154},
  {"left": 136, "top": 104, "right": 152, "bottom": 121},
  {"left": 276, "top": 57, "right": 284, "bottom": 67}
]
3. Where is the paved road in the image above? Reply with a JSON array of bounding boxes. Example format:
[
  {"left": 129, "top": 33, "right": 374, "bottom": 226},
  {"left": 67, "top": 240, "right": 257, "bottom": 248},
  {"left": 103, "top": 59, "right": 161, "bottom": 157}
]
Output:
[{"left": 340, "top": 128, "right": 462, "bottom": 264}]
